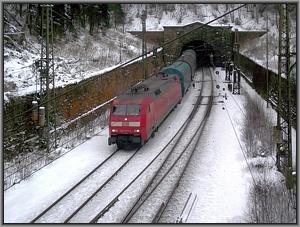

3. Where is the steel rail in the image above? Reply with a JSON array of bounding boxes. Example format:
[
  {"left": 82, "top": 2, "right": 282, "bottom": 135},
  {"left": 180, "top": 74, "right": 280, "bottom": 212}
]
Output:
[
  {"left": 4, "top": 123, "right": 109, "bottom": 191},
  {"left": 126, "top": 67, "right": 213, "bottom": 223},
  {"left": 30, "top": 147, "right": 120, "bottom": 223},
  {"left": 89, "top": 107, "right": 192, "bottom": 223},
  {"left": 121, "top": 67, "right": 207, "bottom": 223},
  {"left": 4, "top": 127, "right": 107, "bottom": 191},
  {"left": 4, "top": 123, "right": 109, "bottom": 175},
  {"left": 88, "top": 68, "right": 206, "bottom": 223},
  {"left": 153, "top": 67, "right": 214, "bottom": 223},
  {"left": 136, "top": 85, "right": 212, "bottom": 223},
  {"left": 64, "top": 146, "right": 141, "bottom": 223}
]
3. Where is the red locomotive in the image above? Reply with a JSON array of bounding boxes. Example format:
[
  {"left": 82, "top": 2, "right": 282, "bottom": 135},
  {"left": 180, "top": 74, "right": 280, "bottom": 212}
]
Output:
[
  {"left": 108, "top": 49, "right": 197, "bottom": 149},
  {"left": 108, "top": 75, "right": 181, "bottom": 149}
]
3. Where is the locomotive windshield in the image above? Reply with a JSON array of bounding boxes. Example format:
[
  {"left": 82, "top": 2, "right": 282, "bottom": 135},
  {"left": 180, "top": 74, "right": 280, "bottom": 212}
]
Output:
[
  {"left": 112, "top": 104, "right": 140, "bottom": 116},
  {"left": 112, "top": 105, "right": 126, "bottom": 115},
  {"left": 127, "top": 104, "right": 140, "bottom": 115}
]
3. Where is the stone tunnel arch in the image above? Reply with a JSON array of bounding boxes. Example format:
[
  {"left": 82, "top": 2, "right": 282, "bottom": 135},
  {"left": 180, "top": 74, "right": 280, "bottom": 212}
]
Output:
[
  {"left": 129, "top": 22, "right": 266, "bottom": 70},
  {"left": 163, "top": 23, "right": 233, "bottom": 68}
]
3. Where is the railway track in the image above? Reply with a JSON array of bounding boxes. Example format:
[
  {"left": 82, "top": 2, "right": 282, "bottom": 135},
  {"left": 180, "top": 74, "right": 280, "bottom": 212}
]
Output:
[
  {"left": 157, "top": 67, "right": 224, "bottom": 223},
  {"left": 30, "top": 147, "right": 141, "bottom": 223},
  {"left": 4, "top": 126, "right": 110, "bottom": 191},
  {"left": 83, "top": 67, "right": 214, "bottom": 223},
  {"left": 121, "top": 67, "right": 214, "bottom": 223},
  {"left": 30, "top": 67, "right": 213, "bottom": 223}
]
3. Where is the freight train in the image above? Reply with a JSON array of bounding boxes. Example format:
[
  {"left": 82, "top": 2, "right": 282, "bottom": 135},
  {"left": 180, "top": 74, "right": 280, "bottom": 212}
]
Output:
[{"left": 108, "top": 49, "right": 197, "bottom": 149}]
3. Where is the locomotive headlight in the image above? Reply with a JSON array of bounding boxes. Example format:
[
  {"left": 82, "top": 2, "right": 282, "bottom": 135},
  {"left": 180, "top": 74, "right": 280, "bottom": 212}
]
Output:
[
  {"left": 134, "top": 129, "right": 140, "bottom": 133},
  {"left": 112, "top": 129, "right": 117, "bottom": 132}
]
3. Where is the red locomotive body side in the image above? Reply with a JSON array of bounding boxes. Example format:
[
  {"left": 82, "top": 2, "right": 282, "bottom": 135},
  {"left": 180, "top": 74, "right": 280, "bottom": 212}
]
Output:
[
  {"left": 151, "top": 77, "right": 181, "bottom": 130},
  {"left": 108, "top": 76, "right": 181, "bottom": 149}
]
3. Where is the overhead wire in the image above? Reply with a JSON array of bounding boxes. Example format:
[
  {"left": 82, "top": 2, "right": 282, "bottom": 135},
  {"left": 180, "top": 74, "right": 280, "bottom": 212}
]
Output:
[
  {"left": 213, "top": 63, "right": 259, "bottom": 186},
  {"left": 224, "top": 100, "right": 259, "bottom": 186},
  {"left": 4, "top": 4, "right": 247, "bottom": 124},
  {"left": 217, "top": 60, "right": 292, "bottom": 178}
]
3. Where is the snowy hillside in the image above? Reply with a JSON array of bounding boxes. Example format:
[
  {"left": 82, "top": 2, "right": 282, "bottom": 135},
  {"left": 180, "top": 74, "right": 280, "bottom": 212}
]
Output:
[
  {"left": 123, "top": 4, "right": 296, "bottom": 74},
  {"left": 3, "top": 4, "right": 297, "bottom": 223},
  {"left": 124, "top": 4, "right": 263, "bottom": 31},
  {"left": 4, "top": 28, "right": 146, "bottom": 100},
  {"left": 3, "top": 3, "right": 296, "bottom": 100}
]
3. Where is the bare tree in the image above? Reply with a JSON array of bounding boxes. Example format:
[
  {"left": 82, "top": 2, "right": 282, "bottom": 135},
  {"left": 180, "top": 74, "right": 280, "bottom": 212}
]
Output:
[
  {"left": 251, "top": 4, "right": 255, "bottom": 18},
  {"left": 255, "top": 4, "right": 259, "bottom": 23},
  {"left": 230, "top": 4, "right": 235, "bottom": 23},
  {"left": 242, "top": 93, "right": 296, "bottom": 223},
  {"left": 173, "top": 4, "right": 185, "bottom": 24},
  {"left": 247, "top": 172, "right": 296, "bottom": 223},
  {"left": 238, "top": 4, "right": 242, "bottom": 20}
]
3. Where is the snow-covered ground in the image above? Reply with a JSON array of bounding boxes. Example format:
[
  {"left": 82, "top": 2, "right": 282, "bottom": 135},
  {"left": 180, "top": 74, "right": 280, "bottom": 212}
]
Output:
[
  {"left": 3, "top": 3, "right": 296, "bottom": 223},
  {"left": 4, "top": 4, "right": 296, "bottom": 100},
  {"left": 3, "top": 28, "right": 148, "bottom": 101},
  {"left": 4, "top": 68, "right": 200, "bottom": 223},
  {"left": 5, "top": 67, "right": 294, "bottom": 223},
  {"left": 160, "top": 70, "right": 252, "bottom": 223},
  {"left": 125, "top": 4, "right": 264, "bottom": 32},
  {"left": 124, "top": 3, "right": 297, "bottom": 75}
]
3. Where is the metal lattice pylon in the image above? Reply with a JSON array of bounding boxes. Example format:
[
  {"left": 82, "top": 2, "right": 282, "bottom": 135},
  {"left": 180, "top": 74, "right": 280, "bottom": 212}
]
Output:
[
  {"left": 276, "top": 3, "right": 294, "bottom": 188},
  {"left": 38, "top": 4, "right": 56, "bottom": 152}
]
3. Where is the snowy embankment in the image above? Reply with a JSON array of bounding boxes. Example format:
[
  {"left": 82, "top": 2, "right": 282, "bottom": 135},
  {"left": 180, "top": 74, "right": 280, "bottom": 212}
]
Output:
[
  {"left": 4, "top": 68, "right": 202, "bottom": 223},
  {"left": 6, "top": 67, "right": 293, "bottom": 223},
  {"left": 4, "top": 3, "right": 296, "bottom": 223}
]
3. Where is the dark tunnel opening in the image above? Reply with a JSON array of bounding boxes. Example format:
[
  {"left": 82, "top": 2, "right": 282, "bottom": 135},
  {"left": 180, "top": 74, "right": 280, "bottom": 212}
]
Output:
[{"left": 182, "top": 40, "right": 225, "bottom": 68}]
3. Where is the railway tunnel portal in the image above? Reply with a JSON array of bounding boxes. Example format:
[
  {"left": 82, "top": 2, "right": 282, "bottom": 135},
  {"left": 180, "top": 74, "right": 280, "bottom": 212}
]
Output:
[
  {"left": 163, "top": 22, "right": 232, "bottom": 67},
  {"left": 129, "top": 21, "right": 266, "bottom": 68}
]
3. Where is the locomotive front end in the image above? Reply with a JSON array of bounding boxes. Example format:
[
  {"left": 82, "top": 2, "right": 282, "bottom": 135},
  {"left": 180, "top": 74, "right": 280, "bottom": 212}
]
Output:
[{"left": 108, "top": 101, "right": 145, "bottom": 149}]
